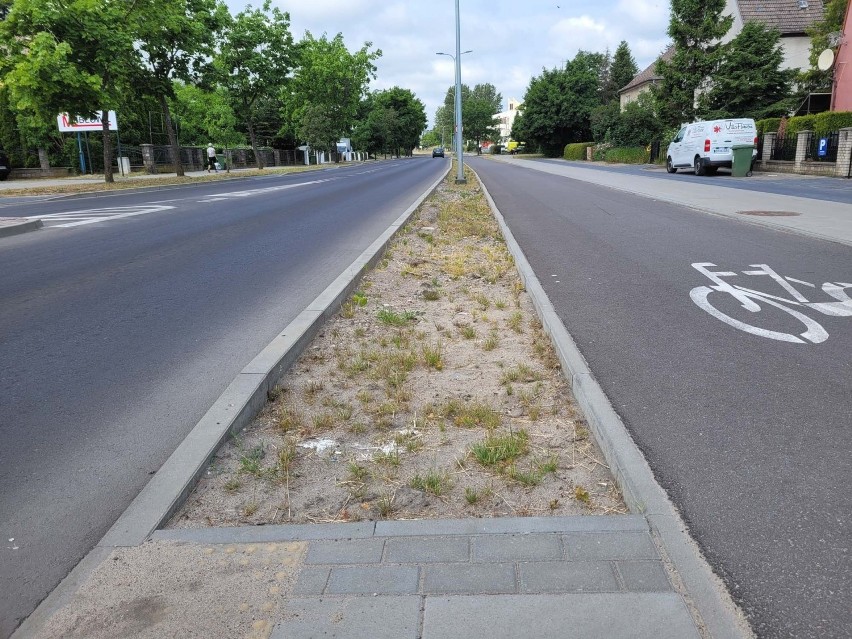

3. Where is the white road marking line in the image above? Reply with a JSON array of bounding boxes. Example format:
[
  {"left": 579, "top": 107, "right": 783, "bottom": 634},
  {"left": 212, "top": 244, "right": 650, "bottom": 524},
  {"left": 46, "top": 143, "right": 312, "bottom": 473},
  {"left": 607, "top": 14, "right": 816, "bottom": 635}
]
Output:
[{"left": 27, "top": 205, "right": 175, "bottom": 228}]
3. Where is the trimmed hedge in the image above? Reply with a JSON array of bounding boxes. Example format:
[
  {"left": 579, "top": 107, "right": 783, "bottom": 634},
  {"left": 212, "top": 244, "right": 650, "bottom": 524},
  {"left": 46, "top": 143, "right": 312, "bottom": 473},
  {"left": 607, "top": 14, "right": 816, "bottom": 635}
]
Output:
[
  {"left": 604, "top": 146, "right": 649, "bottom": 164},
  {"left": 563, "top": 142, "right": 593, "bottom": 160},
  {"left": 757, "top": 111, "right": 852, "bottom": 136}
]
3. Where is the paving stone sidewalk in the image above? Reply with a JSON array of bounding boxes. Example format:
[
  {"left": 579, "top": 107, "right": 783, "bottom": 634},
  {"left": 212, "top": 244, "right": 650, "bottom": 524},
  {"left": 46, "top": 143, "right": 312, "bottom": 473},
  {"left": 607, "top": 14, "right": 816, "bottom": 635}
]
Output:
[{"left": 153, "top": 515, "right": 700, "bottom": 639}]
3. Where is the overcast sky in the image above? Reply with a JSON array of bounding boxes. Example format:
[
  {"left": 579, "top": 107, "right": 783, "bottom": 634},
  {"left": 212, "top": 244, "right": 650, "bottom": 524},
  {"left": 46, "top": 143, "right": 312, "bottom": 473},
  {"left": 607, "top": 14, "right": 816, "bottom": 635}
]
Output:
[{"left": 225, "top": 0, "right": 672, "bottom": 127}]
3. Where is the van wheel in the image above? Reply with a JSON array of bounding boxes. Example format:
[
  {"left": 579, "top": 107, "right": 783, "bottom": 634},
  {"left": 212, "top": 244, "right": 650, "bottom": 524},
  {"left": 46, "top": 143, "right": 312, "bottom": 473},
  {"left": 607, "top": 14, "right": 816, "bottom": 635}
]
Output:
[
  {"left": 666, "top": 157, "right": 677, "bottom": 173},
  {"left": 694, "top": 156, "right": 706, "bottom": 176}
]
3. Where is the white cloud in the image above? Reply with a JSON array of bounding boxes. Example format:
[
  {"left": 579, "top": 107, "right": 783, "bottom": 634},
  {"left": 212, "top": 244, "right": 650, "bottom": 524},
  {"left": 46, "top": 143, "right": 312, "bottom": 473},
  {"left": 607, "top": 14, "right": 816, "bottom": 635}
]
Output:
[{"left": 233, "top": 1, "right": 670, "bottom": 128}]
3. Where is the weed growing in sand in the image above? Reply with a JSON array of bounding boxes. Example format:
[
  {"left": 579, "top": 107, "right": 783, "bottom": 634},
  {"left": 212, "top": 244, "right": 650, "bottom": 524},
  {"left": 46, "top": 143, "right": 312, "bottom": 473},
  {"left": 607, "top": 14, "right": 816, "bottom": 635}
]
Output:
[
  {"left": 471, "top": 430, "right": 529, "bottom": 467},
  {"left": 238, "top": 443, "right": 266, "bottom": 477},
  {"left": 410, "top": 470, "right": 451, "bottom": 496},
  {"left": 378, "top": 308, "right": 418, "bottom": 326},
  {"left": 422, "top": 342, "right": 444, "bottom": 370}
]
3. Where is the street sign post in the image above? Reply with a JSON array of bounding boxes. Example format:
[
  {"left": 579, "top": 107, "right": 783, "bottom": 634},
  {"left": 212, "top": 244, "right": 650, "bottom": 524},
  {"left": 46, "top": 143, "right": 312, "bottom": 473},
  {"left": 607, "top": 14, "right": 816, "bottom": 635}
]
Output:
[{"left": 57, "top": 112, "right": 123, "bottom": 175}]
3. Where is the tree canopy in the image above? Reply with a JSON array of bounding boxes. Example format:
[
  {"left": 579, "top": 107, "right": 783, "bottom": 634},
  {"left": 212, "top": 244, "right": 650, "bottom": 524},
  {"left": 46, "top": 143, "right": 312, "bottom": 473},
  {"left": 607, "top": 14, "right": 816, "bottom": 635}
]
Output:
[
  {"left": 215, "top": 0, "right": 296, "bottom": 168},
  {"left": 703, "top": 22, "right": 794, "bottom": 119},
  {"left": 654, "top": 0, "right": 733, "bottom": 126},
  {"left": 515, "top": 52, "right": 604, "bottom": 155},
  {"left": 286, "top": 32, "right": 381, "bottom": 152}
]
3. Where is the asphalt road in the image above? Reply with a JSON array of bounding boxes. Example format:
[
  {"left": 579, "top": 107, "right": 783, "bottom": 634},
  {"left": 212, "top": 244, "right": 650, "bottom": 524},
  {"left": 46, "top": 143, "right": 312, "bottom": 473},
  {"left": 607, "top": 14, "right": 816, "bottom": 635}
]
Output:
[
  {"left": 0, "top": 158, "right": 447, "bottom": 637},
  {"left": 470, "top": 157, "right": 852, "bottom": 639},
  {"left": 534, "top": 158, "right": 852, "bottom": 205}
]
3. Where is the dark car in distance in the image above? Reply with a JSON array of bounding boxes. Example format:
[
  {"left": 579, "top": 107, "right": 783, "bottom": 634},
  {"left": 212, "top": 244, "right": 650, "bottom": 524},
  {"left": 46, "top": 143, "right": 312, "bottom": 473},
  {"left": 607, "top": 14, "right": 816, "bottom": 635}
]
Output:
[
  {"left": 432, "top": 146, "right": 445, "bottom": 158},
  {"left": 0, "top": 149, "right": 10, "bottom": 181}
]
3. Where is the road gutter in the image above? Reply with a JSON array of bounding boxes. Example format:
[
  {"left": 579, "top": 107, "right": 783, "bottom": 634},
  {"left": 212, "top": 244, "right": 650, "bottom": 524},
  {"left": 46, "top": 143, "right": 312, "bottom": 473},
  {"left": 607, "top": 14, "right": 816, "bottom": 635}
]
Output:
[
  {"left": 472, "top": 166, "right": 754, "bottom": 639},
  {"left": 12, "top": 162, "right": 451, "bottom": 639}
]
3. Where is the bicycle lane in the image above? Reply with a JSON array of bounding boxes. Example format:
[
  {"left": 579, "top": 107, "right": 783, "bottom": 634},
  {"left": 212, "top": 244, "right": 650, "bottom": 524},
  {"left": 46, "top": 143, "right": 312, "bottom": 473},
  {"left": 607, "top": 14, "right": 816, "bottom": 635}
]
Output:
[{"left": 468, "top": 157, "right": 852, "bottom": 639}]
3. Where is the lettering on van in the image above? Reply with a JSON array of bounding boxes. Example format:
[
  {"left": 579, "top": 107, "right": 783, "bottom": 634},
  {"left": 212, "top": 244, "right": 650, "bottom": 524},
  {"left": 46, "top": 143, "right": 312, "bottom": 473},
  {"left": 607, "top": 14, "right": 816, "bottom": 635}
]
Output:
[{"left": 725, "top": 122, "right": 754, "bottom": 131}]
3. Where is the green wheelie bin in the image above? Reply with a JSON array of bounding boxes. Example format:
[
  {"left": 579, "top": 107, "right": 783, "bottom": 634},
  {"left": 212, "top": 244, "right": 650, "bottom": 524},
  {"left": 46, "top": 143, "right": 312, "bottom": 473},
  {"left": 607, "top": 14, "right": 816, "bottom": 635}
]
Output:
[{"left": 731, "top": 143, "right": 754, "bottom": 177}]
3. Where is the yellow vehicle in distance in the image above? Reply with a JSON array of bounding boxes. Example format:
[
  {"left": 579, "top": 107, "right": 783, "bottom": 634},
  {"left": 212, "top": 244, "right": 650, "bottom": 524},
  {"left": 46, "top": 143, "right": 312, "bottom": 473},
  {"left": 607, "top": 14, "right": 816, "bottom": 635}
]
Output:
[{"left": 506, "top": 141, "right": 527, "bottom": 155}]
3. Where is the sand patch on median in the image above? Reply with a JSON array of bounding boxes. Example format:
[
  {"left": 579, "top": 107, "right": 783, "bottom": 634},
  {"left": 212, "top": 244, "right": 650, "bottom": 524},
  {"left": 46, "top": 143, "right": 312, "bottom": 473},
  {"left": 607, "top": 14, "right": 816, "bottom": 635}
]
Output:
[
  {"left": 35, "top": 540, "right": 306, "bottom": 639},
  {"left": 170, "top": 166, "right": 626, "bottom": 528}
]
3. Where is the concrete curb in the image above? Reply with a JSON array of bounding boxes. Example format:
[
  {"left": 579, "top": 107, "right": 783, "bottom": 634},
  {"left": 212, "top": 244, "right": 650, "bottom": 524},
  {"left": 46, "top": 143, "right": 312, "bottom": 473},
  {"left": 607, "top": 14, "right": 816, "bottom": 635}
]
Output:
[
  {"left": 471, "top": 167, "right": 754, "bottom": 639},
  {"left": 0, "top": 218, "right": 42, "bottom": 238},
  {"left": 12, "top": 162, "right": 451, "bottom": 639}
]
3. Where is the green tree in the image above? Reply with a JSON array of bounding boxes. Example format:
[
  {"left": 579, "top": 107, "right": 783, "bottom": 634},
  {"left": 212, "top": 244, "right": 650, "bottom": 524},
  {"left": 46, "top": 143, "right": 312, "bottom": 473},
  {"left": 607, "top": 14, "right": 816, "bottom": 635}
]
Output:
[
  {"left": 703, "top": 22, "right": 794, "bottom": 119},
  {"left": 287, "top": 32, "right": 381, "bottom": 152},
  {"left": 613, "top": 92, "right": 664, "bottom": 146},
  {"left": 610, "top": 41, "right": 639, "bottom": 97},
  {"left": 590, "top": 101, "right": 621, "bottom": 142},
  {"left": 134, "top": 0, "right": 230, "bottom": 176},
  {"left": 420, "top": 129, "right": 441, "bottom": 148},
  {"left": 654, "top": 0, "right": 733, "bottom": 126},
  {"left": 440, "top": 83, "right": 501, "bottom": 153},
  {"left": 516, "top": 51, "right": 604, "bottom": 155},
  {"left": 372, "top": 87, "right": 426, "bottom": 155},
  {"left": 467, "top": 83, "right": 502, "bottom": 153},
  {"left": 434, "top": 103, "right": 453, "bottom": 146},
  {"left": 216, "top": 1, "right": 296, "bottom": 169},
  {"left": 1, "top": 0, "right": 144, "bottom": 182},
  {"left": 171, "top": 83, "right": 244, "bottom": 147}
]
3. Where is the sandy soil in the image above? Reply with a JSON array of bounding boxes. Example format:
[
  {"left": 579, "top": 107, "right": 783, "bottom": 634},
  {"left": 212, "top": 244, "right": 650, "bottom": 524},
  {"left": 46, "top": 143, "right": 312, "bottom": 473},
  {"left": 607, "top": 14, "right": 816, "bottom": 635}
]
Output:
[
  {"left": 170, "top": 167, "right": 626, "bottom": 529},
  {"left": 35, "top": 541, "right": 306, "bottom": 639}
]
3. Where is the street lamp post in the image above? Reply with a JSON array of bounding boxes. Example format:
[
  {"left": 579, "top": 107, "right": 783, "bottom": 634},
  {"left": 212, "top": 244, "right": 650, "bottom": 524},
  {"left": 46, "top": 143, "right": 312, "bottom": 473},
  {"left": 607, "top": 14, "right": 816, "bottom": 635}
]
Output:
[{"left": 436, "top": 0, "right": 469, "bottom": 184}]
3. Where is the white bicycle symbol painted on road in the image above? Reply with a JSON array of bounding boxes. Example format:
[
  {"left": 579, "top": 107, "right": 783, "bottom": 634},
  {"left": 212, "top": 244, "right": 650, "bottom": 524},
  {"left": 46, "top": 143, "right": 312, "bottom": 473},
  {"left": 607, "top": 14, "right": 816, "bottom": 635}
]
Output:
[{"left": 690, "top": 262, "right": 852, "bottom": 344}]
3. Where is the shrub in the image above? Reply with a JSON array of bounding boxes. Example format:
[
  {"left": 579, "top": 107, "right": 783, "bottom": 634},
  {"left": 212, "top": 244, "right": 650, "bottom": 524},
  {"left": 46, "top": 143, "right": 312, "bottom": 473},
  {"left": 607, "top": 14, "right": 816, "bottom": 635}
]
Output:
[
  {"left": 603, "top": 147, "right": 649, "bottom": 164},
  {"left": 756, "top": 118, "right": 781, "bottom": 134},
  {"left": 759, "top": 112, "right": 852, "bottom": 137},
  {"left": 563, "top": 142, "right": 593, "bottom": 160},
  {"left": 591, "top": 142, "right": 612, "bottom": 161},
  {"left": 810, "top": 111, "right": 852, "bottom": 136}
]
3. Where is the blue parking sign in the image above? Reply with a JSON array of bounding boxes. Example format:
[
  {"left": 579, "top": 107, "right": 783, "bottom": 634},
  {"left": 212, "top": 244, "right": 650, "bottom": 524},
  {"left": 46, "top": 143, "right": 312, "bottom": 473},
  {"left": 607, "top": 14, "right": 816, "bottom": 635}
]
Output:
[{"left": 818, "top": 138, "right": 828, "bottom": 157}]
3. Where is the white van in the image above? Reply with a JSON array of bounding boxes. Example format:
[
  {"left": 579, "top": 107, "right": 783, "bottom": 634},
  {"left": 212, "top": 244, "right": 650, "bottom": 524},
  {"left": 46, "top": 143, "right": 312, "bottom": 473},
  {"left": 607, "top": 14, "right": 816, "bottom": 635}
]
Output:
[{"left": 666, "top": 118, "right": 758, "bottom": 175}]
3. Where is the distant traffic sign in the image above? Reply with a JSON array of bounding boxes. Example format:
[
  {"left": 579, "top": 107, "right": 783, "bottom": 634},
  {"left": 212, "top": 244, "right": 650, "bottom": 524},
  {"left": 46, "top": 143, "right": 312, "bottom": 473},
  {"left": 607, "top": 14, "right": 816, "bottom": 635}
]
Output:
[{"left": 57, "top": 111, "right": 118, "bottom": 132}]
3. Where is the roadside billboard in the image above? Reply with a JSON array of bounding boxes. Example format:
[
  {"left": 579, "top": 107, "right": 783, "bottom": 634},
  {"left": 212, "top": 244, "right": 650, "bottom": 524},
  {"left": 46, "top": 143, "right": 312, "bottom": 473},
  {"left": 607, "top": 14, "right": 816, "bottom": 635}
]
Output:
[{"left": 57, "top": 111, "right": 118, "bottom": 132}]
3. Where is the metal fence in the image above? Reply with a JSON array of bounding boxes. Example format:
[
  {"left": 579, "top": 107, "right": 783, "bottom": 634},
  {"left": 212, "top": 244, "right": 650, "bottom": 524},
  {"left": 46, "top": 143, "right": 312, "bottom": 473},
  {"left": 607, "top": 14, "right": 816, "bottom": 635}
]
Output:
[
  {"left": 770, "top": 135, "right": 796, "bottom": 161},
  {"left": 805, "top": 131, "right": 840, "bottom": 163}
]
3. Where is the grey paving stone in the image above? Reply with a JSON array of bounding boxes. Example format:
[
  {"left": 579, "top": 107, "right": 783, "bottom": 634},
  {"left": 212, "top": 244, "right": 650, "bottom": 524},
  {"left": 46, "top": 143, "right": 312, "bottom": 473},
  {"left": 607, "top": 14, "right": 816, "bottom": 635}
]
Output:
[
  {"left": 472, "top": 533, "right": 562, "bottom": 562},
  {"left": 375, "top": 515, "right": 646, "bottom": 537},
  {"left": 274, "top": 596, "right": 420, "bottom": 639},
  {"left": 153, "top": 521, "right": 376, "bottom": 543},
  {"left": 384, "top": 536, "right": 469, "bottom": 563},
  {"left": 563, "top": 532, "right": 659, "bottom": 560},
  {"left": 422, "top": 593, "right": 700, "bottom": 638},
  {"left": 326, "top": 565, "right": 420, "bottom": 594},
  {"left": 422, "top": 563, "right": 516, "bottom": 594},
  {"left": 306, "top": 538, "right": 385, "bottom": 564},
  {"left": 518, "top": 561, "right": 619, "bottom": 593},
  {"left": 292, "top": 567, "right": 330, "bottom": 595},
  {"left": 617, "top": 561, "right": 673, "bottom": 592}
]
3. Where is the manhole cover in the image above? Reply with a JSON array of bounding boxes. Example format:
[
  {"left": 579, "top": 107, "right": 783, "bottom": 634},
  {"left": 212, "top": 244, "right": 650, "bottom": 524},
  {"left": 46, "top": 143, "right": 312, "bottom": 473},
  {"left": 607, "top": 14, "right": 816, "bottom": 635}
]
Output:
[{"left": 737, "top": 210, "right": 800, "bottom": 217}]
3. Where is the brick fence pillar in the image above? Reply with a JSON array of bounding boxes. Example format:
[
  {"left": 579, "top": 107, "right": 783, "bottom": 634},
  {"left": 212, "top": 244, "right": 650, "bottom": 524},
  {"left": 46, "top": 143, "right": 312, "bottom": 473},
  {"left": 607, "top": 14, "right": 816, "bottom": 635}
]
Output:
[
  {"left": 762, "top": 132, "right": 776, "bottom": 168},
  {"left": 140, "top": 144, "right": 156, "bottom": 174},
  {"left": 795, "top": 130, "right": 811, "bottom": 169},
  {"left": 835, "top": 127, "right": 852, "bottom": 178}
]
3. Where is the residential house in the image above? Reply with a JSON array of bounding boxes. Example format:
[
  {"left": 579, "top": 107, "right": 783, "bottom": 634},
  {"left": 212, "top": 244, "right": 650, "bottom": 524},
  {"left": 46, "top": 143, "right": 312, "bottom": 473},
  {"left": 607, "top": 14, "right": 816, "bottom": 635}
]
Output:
[
  {"left": 493, "top": 97, "right": 522, "bottom": 144},
  {"left": 619, "top": 46, "right": 674, "bottom": 110},
  {"left": 619, "top": 1, "right": 826, "bottom": 110},
  {"left": 721, "top": 0, "right": 825, "bottom": 70}
]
